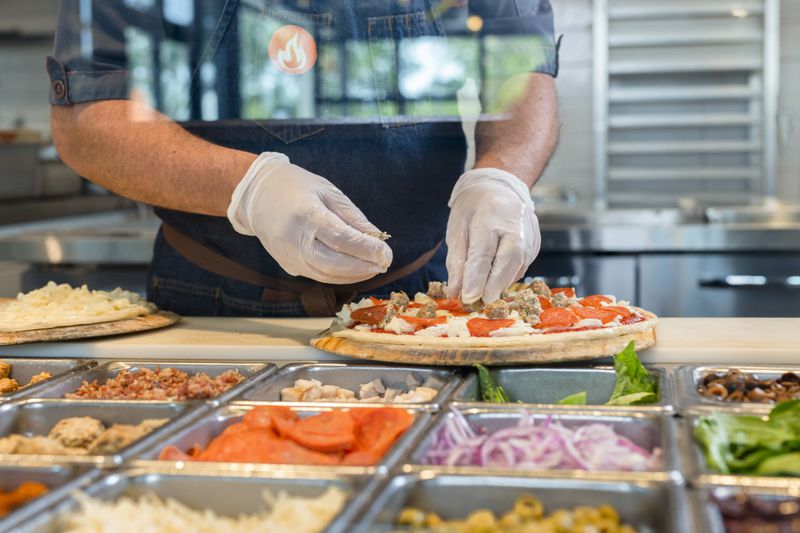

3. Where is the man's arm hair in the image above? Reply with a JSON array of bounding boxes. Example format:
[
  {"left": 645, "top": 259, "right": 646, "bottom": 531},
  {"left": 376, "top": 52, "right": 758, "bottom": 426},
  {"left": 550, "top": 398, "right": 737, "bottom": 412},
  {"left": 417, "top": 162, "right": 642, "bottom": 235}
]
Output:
[
  {"left": 51, "top": 99, "right": 257, "bottom": 216},
  {"left": 474, "top": 73, "right": 559, "bottom": 187}
]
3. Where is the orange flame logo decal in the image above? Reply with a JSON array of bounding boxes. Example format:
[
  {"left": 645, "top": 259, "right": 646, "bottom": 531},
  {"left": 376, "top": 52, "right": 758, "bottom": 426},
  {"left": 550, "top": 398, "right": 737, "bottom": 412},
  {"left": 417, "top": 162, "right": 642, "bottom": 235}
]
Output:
[{"left": 268, "top": 25, "right": 317, "bottom": 75}]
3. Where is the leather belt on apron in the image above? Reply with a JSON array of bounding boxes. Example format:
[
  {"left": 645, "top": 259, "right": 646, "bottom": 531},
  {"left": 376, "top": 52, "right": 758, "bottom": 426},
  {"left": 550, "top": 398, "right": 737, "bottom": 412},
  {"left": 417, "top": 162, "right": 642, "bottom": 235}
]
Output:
[{"left": 162, "top": 224, "right": 442, "bottom": 316}]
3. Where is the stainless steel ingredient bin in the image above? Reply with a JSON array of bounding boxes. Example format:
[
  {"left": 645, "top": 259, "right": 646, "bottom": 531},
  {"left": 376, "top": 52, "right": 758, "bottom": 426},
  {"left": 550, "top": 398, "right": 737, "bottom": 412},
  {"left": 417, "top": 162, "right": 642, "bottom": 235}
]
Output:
[
  {"left": 11, "top": 467, "right": 374, "bottom": 533},
  {"left": 0, "top": 399, "right": 205, "bottom": 467},
  {"left": 30, "top": 360, "right": 275, "bottom": 405},
  {"left": 0, "top": 358, "right": 94, "bottom": 403},
  {"left": 134, "top": 402, "right": 433, "bottom": 475},
  {"left": 350, "top": 473, "right": 692, "bottom": 533},
  {"left": 405, "top": 407, "right": 681, "bottom": 481},
  {"left": 240, "top": 362, "right": 463, "bottom": 409},
  {"left": 453, "top": 364, "right": 673, "bottom": 412}
]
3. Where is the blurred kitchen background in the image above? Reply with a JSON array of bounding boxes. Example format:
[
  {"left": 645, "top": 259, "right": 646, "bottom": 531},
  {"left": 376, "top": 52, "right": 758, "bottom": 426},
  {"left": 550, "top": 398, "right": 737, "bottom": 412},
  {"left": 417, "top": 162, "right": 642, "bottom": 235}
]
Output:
[{"left": 0, "top": 0, "right": 798, "bottom": 316}]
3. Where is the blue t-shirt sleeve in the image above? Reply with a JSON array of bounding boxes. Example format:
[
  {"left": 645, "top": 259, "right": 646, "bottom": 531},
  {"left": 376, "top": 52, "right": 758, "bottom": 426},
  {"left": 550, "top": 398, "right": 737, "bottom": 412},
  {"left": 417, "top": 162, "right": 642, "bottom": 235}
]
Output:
[
  {"left": 47, "top": 0, "right": 151, "bottom": 105},
  {"left": 471, "top": 0, "right": 560, "bottom": 78}
]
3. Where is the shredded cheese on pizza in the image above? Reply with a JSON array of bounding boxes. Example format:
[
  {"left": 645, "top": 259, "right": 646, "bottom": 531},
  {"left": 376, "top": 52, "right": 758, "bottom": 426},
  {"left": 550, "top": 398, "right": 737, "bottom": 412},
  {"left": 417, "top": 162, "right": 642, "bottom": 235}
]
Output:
[{"left": 1, "top": 282, "right": 156, "bottom": 323}]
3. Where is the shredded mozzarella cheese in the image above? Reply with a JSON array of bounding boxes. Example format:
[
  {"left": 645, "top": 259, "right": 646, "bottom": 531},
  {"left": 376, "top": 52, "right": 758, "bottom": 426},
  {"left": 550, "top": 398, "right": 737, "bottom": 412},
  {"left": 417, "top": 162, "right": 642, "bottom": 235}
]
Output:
[
  {"left": 1, "top": 282, "right": 154, "bottom": 322},
  {"left": 384, "top": 316, "right": 415, "bottom": 334},
  {"left": 572, "top": 318, "right": 604, "bottom": 329},
  {"left": 488, "top": 321, "right": 537, "bottom": 337},
  {"left": 446, "top": 316, "right": 472, "bottom": 338},
  {"left": 60, "top": 487, "right": 347, "bottom": 533},
  {"left": 414, "top": 324, "right": 449, "bottom": 337}
]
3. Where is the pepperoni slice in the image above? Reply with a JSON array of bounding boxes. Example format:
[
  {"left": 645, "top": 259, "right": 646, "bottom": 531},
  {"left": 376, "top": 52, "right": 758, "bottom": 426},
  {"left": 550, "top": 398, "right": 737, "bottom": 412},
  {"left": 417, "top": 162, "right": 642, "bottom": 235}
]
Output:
[
  {"left": 605, "top": 306, "right": 635, "bottom": 319},
  {"left": 434, "top": 298, "right": 464, "bottom": 312},
  {"left": 538, "top": 296, "right": 552, "bottom": 310},
  {"left": 350, "top": 304, "right": 387, "bottom": 326},
  {"left": 243, "top": 407, "right": 284, "bottom": 430},
  {"left": 261, "top": 406, "right": 300, "bottom": 438},
  {"left": 551, "top": 287, "right": 576, "bottom": 298},
  {"left": 579, "top": 294, "right": 612, "bottom": 308},
  {"left": 368, "top": 296, "right": 384, "bottom": 305},
  {"left": 351, "top": 407, "right": 414, "bottom": 457},
  {"left": 397, "top": 315, "right": 447, "bottom": 331},
  {"left": 286, "top": 411, "right": 356, "bottom": 453},
  {"left": 571, "top": 306, "right": 618, "bottom": 324},
  {"left": 466, "top": 318, "right": 516, "bottom": 337},
  {"left": 537, "top": 307, "right": 578, "bottom": 329},
  {"left": 196, "top": 428, "right": 276, "bottom": 462},
  {"left": 342, "top": 449, "right": 382, "bottom": 466},
  {"left": 620, "top": 314, "right": 644, "bottom": 325},
  {"left": 159, "top": 445, "right": 193, "bottom": 461},
  {"left": 256, "top": 438, "right": 341, "bottom": 465}
]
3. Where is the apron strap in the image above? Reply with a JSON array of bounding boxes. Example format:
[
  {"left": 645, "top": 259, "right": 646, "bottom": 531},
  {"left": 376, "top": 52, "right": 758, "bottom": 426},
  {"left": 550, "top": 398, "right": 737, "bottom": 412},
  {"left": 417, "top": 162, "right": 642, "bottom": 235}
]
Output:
[{"left": 162, "top": 224, "right": 442, "bottom": 316}]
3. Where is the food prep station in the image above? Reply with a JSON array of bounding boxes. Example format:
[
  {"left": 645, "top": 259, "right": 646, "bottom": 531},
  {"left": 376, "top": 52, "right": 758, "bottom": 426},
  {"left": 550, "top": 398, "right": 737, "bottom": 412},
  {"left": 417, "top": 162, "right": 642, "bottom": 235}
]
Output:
[{"left": 1, "top": 356, "right": 798, "bottom": 532}]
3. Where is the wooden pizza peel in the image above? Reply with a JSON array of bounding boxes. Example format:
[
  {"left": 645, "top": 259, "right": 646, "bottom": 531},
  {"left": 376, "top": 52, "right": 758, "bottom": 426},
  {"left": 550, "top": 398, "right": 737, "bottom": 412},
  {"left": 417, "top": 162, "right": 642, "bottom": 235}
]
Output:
[
  {"left": 0, "top": 298, "right": 180, "bottom": 346},
  {"left": 310, "top": 321, "right": 657, "bottom": 366}
]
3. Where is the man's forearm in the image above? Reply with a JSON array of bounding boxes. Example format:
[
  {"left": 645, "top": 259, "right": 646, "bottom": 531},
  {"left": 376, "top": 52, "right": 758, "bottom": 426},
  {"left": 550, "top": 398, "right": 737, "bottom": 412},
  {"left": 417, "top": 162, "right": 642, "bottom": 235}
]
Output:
[
  {"left": 51, "top": 100, "right": 256, "bottom": 216},
  {"left": 474, "top": 73, "right": 559, "bottom": 187}
]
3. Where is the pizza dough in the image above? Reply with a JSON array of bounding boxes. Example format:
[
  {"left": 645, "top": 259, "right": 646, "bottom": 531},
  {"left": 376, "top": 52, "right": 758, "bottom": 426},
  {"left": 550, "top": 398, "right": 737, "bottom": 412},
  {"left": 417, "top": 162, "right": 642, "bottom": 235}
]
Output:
[{"left": 0, "top": 282, "right": 157, "bottom": 333}]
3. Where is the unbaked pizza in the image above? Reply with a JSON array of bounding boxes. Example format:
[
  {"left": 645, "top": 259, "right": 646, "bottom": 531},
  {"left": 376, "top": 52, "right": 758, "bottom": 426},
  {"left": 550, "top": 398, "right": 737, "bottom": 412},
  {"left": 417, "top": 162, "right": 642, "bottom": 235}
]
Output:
[{"left": 311, "top": 281, "right": 657, "bottom": 365}]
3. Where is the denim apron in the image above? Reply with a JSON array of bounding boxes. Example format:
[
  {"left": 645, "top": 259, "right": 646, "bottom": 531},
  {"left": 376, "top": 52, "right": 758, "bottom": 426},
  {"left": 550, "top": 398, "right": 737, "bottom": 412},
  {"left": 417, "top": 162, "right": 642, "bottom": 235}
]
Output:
[{"left": 147, "top": 0, "right": 467, "bottom": 316}]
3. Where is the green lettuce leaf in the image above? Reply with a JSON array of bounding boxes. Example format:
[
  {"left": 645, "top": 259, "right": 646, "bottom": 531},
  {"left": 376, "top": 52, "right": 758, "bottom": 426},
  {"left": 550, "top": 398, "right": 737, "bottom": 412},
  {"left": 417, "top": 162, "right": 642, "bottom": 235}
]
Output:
[
  {"left": 556, "top": 391, "right": 587, "bottom": 405},
  {"left": 475, "top": 364, "right": 511, "bottom": 403},
  {"left": 754, "top": 453, "right": 800, "bottom": 476},
  {"left": 606, "top": 391, "right": 658, "bottom": 406},
  {"left": 607, "top": 341, "right": 658, "bottom": 405},
  {"left": 695, "top": 402, "right": 800, "bottom": 476}
]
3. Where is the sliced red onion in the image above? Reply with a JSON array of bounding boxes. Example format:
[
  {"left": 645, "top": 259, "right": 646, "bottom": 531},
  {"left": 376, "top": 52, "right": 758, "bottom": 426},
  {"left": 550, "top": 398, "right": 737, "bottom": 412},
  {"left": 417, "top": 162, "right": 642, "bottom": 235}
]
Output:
[{"left": 422, "top": 410, "right": 661, "bottom": 472}]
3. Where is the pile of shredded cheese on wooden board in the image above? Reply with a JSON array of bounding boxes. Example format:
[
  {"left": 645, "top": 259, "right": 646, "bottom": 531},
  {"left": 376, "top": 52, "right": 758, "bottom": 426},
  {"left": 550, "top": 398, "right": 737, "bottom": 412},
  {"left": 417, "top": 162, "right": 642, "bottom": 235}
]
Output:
[{"left": 0, "top": 282, "right": 157, "bottom": 332}]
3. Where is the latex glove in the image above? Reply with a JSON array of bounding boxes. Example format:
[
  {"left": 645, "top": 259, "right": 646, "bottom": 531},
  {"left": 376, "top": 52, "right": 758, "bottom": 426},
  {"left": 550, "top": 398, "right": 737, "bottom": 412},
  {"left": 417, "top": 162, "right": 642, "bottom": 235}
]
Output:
[
  {"left": 228, "top": 152, "right": 392, "bottom": 284},
  {"left": 446, "top": 168, "right": 540, "bottom": 304}
]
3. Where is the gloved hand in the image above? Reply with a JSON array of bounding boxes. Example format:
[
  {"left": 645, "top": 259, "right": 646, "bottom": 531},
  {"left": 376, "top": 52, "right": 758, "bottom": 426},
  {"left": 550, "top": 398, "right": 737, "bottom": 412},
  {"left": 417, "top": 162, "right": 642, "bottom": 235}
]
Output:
[
  {"left": 446, "top": 168, "right": 540, "bottom": 304},
  {"left": 228, "top": 152, "right": 392, "bottom": 284}
]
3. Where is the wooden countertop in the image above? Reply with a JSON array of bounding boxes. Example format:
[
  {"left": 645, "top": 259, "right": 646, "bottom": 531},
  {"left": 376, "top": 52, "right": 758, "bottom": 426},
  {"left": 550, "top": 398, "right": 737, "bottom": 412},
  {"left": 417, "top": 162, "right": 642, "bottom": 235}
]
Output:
[{"left": 1, "top": 317, "right": 799, "bottom": 365}]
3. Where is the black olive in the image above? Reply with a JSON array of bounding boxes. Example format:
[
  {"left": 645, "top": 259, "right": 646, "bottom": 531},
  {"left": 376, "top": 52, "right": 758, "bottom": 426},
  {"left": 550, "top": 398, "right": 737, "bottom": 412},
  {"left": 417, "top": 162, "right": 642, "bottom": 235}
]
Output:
[{"left": 750, "top": 497, "right": 783, "bottom": 518}]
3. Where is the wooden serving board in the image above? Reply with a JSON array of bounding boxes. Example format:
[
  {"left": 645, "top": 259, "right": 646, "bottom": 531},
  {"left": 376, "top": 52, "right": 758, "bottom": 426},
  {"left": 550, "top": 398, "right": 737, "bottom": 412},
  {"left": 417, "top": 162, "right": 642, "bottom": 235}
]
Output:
[
  {"left": 310, "top": 326, "right": 657, "bottom": 366},
  {"left": 0, "top": 306, "right": 180, "bottom": 346}
]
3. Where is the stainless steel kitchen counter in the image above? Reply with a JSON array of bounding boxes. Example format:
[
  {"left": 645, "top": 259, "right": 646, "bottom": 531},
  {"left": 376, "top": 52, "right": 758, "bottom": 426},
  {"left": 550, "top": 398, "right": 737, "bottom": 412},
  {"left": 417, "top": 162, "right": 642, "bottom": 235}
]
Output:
[
  {"left": 1, "top": 210, "right": 799, "bottom": 265},
  {"left": 0, "top": 210, "right": 158, "bottom": 264}
]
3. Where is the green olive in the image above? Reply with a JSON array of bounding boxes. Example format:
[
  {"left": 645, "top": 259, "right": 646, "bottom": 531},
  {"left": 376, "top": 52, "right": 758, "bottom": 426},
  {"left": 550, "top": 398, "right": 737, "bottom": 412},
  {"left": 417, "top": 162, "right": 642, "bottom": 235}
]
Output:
[
  {"left": 397, "top": 507, "right": 427, "bottom": 527},
  {"left": 514, "top": 496, "right": 544, "bottom": 520},
  {"left": 463, "top": 509, "right": 498, "bottom": 532}
]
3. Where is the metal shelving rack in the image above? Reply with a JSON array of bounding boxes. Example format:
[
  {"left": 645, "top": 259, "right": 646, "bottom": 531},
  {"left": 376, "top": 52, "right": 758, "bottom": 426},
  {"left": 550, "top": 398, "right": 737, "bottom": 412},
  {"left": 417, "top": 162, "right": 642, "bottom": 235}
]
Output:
[{"left": 592, "top": 0, "right": 780, "bottom": 208}]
